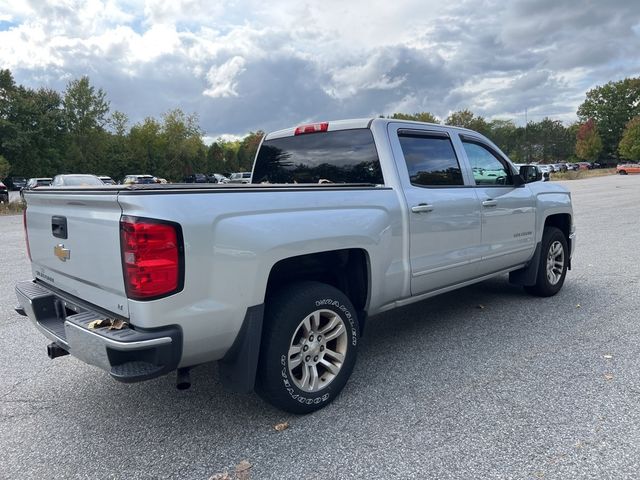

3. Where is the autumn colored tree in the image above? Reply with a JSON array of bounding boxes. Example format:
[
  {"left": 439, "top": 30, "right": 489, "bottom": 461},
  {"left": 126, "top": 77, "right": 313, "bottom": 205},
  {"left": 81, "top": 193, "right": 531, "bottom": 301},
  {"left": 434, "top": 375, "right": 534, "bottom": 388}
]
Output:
[
  {"left": 577, "top": 77, "right": 640, "bottom": 159},
  {"left": 575, "top": 119, "right": 603, "bottom": 162},
  {"left": 618, "top": 117, "right": 640, "bottom": 161}
]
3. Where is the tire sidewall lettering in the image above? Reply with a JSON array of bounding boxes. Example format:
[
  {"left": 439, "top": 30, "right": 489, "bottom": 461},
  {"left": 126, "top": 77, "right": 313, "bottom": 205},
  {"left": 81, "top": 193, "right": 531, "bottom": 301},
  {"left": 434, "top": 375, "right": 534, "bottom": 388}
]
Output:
[
  {"left": 279, "top": 298, "right": 359, "bottom": 404},
  {"left": 314, "top": 298, "right": 358, "bottom": 346}
]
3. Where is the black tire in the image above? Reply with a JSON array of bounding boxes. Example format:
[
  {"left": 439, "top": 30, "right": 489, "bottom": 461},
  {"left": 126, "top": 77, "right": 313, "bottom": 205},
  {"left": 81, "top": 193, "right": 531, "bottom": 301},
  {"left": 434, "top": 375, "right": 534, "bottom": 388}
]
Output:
[
  {"left": 256, "top": 281, "right": 359, "bottom": 414},
  {"left": 619, "top": 170, "right": 627, "bottom": 175},
  {"left": 524, "top": 226, "right": 568, "bottom": 297}
]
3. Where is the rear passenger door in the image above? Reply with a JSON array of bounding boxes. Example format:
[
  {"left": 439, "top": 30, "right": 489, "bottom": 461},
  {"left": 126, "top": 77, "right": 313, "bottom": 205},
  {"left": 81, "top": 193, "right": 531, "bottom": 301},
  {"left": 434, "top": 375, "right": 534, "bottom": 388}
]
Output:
[
  {"left": 389, "top": 125, "right": 483, "bottom": 295},
  {"left": 459, "top": 135, "right": 536, "bottom": 274}
]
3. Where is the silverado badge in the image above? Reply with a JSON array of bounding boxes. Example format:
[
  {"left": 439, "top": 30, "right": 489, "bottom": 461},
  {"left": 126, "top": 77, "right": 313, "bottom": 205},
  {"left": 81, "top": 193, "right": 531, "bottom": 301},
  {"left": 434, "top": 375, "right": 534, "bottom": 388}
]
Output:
[{"left": 54, "top": 244, "right": 70, "bottom": 262}]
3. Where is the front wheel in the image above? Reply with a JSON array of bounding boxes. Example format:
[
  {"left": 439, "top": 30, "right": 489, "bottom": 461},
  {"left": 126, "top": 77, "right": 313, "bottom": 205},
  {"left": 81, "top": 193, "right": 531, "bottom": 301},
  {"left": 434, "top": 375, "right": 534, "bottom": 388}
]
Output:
[
  {"left": 256, "top": 281, "right": 359, "bottom": 414},
  {"left": 619, "top": 170, "right": 627, "bottom": 175},
  {"left": 524, "top": 226, "right": 568, "bottom": 297}
]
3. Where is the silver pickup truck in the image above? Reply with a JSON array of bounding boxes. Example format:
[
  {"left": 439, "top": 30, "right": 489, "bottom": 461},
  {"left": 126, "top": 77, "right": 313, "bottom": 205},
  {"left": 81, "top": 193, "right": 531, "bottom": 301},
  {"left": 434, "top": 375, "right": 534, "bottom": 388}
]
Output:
[{"left": 15, "top": 118, "right": 575, "bottom": 413}]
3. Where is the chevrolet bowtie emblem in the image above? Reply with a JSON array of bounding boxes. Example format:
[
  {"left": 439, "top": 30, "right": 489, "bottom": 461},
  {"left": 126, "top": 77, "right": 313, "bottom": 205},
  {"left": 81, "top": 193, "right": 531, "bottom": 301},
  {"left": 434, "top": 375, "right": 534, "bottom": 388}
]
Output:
[{"left": 54, "top": 244, "right": 70, "bottom": 262}]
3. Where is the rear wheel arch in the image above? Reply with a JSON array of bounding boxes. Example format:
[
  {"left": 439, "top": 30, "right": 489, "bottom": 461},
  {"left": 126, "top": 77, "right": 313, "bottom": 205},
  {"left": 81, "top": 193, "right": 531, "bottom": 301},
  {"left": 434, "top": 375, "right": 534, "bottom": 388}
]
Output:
[{"left": 265, "top": 248, "right": 371, "bottom": 330}]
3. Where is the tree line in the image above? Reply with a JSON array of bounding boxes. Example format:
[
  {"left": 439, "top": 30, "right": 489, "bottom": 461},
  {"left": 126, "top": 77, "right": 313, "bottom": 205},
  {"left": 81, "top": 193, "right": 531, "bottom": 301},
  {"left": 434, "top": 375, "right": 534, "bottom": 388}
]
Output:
[{"left": 1, "top": 69, "right": 640, "bottom": 181}]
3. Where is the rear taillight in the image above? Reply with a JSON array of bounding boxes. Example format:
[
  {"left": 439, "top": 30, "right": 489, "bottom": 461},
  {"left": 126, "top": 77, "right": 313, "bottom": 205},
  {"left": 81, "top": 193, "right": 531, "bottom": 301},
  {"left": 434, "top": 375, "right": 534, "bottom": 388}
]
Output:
[
  {"left": 120, "top": 216, "right": 184, "bottom": 300},
  {"left": 23, "top": 208, "right": 32, "bottom": 261},
  {"left": 294, "top": 122, "right": 328, "bottom": 135}
]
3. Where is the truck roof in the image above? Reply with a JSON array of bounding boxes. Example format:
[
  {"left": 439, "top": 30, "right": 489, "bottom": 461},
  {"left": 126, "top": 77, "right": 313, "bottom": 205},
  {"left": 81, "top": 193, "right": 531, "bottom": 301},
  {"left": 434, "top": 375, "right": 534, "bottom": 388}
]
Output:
[{"left": 264, "top": 118, "right": 484, "bottom": 141}]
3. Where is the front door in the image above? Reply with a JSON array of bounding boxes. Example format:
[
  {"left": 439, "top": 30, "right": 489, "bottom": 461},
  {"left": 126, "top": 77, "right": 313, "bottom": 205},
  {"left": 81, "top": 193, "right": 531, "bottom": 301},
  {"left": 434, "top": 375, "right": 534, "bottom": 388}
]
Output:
[{"left": 459, "top": 136, "right": 536, "bottom": 274}]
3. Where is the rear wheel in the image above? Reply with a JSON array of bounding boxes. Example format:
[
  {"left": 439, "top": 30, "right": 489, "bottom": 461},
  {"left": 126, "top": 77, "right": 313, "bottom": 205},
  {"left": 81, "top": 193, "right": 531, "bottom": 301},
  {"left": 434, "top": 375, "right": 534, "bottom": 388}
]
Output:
[
  {"left": 525, "top": 226, "right": 568, "bottom": 297},
  {"left": 256, "top": 281, "right": 359, "bottom": 414},
  {"left": 619, "top": 170, "right": 627, "bottom": 175}
]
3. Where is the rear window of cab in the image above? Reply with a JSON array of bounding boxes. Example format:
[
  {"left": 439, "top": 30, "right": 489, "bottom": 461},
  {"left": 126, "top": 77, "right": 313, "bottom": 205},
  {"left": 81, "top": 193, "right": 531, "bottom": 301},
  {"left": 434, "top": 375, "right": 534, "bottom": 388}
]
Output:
[{"left": 252, "top": 129, "right": 384, "bottom": 185}]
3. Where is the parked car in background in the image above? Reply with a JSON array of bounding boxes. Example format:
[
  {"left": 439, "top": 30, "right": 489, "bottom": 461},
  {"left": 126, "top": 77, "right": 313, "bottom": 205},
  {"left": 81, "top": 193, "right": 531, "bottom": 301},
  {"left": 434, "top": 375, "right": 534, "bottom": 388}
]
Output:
[
  {"left": 51, "top": 174, "right": 104, "bottom": 187},
  {"left": 20, "top": 177, "right": 53, "bottom": 200},
  {"left": 617, "top": 163, "right": 640, "bottom": 175},
  {"left": 577, "top": 162, "right": 592, "bottom": 170},
  {"left": 98, "top": 176, "right": 116, "bottom": 185},
  {"left": 4, "top": 177, "right": 27, "bottom": 191},
  {"left": 122, "top": 174, "right": 156, "bottom": 185},
  {"left": 228, "top": 172, "right": 252, "bottom": 184},
  {"left": 183, "top": 173, "right": 208, "bottom": 183},
  {"left": 207, "top": 173, "right": 228, "bottom": 183},
  {"left": 537, "top": 164, "right": 552, "bottom": 177},
  {"left": 566, "top": 163, "right": 579, "bottom": 171},
  {"left": 0, "top": 181, "right": 8, "bottom": 203}
]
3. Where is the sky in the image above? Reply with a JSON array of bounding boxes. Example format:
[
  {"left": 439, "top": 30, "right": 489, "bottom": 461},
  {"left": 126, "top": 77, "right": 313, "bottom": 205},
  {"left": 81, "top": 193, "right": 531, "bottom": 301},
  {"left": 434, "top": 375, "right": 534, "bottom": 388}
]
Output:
[{"left": 1, "top": 0, "right": 639, "bottom": 140}]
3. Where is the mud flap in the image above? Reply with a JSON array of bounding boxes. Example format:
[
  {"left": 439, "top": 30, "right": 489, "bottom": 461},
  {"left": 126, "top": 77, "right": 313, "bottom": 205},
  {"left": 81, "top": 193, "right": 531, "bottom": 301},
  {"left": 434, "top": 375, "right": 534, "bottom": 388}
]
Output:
[
  {"left": 509, "top": 242, "right": 542, "bottom": 287},
  {"left": 218, "top": 304, "right": 265, "bottom": 393}
]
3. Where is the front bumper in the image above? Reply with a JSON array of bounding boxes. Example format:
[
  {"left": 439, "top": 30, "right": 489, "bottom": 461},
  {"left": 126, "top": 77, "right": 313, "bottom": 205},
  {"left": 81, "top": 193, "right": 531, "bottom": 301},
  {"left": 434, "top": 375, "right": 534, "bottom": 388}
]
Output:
[{"left": 15, "top": 280, "right": 182, "bottom": 383}]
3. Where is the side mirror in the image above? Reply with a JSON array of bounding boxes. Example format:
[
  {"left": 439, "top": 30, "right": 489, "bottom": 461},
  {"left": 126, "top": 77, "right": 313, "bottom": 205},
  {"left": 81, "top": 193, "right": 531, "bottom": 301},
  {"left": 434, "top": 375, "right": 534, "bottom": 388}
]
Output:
[{"left": 519, "top": 165, "right": 542, "bottom": 183}]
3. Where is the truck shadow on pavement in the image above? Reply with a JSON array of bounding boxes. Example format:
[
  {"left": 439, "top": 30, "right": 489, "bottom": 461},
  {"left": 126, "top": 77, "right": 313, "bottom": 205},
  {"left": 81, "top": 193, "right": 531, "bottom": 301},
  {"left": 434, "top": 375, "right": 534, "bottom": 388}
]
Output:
[{"left": 22, "top": 274, "right": 575, "bottom": 477}]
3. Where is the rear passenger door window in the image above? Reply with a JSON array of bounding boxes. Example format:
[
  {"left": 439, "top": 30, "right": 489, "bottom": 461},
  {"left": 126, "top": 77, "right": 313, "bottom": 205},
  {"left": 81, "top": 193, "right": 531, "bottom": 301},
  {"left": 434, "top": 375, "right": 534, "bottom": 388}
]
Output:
[
  {"left": 398, "top": 132, "right": 464, "bottom": 186},
  {"left": 461, "top": 141, "right": 513, "bottom": 186}
]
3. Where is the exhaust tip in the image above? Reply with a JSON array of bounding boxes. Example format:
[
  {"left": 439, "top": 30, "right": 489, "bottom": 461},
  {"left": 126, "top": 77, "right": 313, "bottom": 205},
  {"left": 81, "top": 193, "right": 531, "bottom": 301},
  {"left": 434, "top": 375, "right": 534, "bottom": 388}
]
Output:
[{"left": 176, "top": 367, "right": 191, "bottom": 390}]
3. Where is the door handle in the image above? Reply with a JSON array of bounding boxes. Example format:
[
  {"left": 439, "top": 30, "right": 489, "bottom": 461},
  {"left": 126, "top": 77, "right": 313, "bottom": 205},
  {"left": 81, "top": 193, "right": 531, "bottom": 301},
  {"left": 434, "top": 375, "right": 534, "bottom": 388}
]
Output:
[
  {"left": 411, "top": 203, "right": 434, "bottom": 213},
  {"left": 482, "top": 199, "right": 497, "bottom": 208}
]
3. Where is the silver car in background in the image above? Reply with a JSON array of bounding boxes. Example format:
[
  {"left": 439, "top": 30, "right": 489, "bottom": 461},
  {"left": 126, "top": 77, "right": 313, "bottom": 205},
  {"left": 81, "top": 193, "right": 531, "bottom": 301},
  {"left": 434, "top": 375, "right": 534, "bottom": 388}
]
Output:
[{"left": 51, "top": 174, "right": 105, "bottom": 187}]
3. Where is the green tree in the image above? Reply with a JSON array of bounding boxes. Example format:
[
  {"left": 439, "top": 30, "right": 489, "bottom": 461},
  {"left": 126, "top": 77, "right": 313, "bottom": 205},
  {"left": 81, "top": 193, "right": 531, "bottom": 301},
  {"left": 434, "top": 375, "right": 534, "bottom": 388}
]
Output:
[
  {"left": 618, "top": 117, "right": 640, "bottom": 161},
  {"left": 0, "top": 155, "right": 10, "bottom": 179},
  {"left": 63, "top": 76, "right": 110, "bottom": 173},
  {"left": 525, "top": 118, "right": 574, "bottom": 163},
  {"left": 104, "top": 111, "right": 131, "bottom": 179},
  {"left": 486, "top": 119, "right": 520, "bottom": 159},
  {"left": 0, "top": 75, "right": 66, "bottom": 177},
  {"left": 206, "top": 142, "right": 225, "bottom": 173},
  {"left": 237, "top": 131, "right": 264, "bottom": 171},
  {"left": 575, "top": 119, "right": 603, "bottom": 161},
  {"left": 128, "top": 117, "right": 163, "bottom": 177},
  {"left": 160, "top": 109, "right": 206, "bottom": 180},
  {"left": 577, "top": 77, "right": 640, "bottom": 159},
  {"left": 389, "top": 112, "right": 440, "bottom": 123},
  {"left": 219, "top": 139, "right": 241, "bottom": 173},
  {"left": 445, "top": 109, "right": 490, "bottom": 136}
]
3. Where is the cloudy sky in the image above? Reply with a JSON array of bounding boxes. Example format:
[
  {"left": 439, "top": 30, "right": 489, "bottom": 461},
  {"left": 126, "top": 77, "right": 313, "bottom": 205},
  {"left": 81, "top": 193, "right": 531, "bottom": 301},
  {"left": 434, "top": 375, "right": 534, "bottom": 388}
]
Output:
[{"left": 1, "top": 0, "right": 639, "bottom": 139}]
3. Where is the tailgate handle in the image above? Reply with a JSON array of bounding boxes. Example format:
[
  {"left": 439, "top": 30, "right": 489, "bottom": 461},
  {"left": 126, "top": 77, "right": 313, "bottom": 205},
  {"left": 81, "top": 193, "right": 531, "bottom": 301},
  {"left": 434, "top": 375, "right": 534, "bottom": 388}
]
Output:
[{"left": 52, "top": 216, "right": 68, "bottom": 239}]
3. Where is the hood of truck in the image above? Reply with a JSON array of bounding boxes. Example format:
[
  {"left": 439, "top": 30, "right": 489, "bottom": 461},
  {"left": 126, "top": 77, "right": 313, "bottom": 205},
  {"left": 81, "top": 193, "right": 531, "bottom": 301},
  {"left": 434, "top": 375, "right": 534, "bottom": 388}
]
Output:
[{"left": 25, "top": 191, "right": 129, "bottom": 317}]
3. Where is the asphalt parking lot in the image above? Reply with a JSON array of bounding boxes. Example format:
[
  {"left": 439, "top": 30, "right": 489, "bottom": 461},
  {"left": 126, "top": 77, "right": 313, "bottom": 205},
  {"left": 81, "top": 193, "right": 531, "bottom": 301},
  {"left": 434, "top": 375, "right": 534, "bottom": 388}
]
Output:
[{"left": 1, "top": 174, "right": 639, "bottom": 479}]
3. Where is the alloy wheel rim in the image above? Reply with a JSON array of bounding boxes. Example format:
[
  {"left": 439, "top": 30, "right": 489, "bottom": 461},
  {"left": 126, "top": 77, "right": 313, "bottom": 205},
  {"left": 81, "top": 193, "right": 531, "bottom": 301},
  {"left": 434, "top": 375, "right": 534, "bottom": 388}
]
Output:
[
  {"left": 546, "top": 240, "right": 565, "bottom": 285},
  {"left": 287, "top": 309, "right": 348, "bottom": 393}
]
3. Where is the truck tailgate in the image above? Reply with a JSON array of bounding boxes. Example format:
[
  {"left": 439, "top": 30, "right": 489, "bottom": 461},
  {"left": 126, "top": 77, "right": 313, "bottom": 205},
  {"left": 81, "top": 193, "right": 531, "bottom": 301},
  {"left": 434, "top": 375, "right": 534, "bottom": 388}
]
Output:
[{"left": 25, "top": 191, "right": 129, "bottom": 317}]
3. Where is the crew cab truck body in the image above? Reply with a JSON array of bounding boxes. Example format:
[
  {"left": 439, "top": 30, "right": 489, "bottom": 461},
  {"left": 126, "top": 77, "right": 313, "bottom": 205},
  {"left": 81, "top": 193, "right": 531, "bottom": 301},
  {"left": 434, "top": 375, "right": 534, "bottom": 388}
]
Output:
[{"left": 16, "top": 118, "right": 575, "bottom": 413}]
